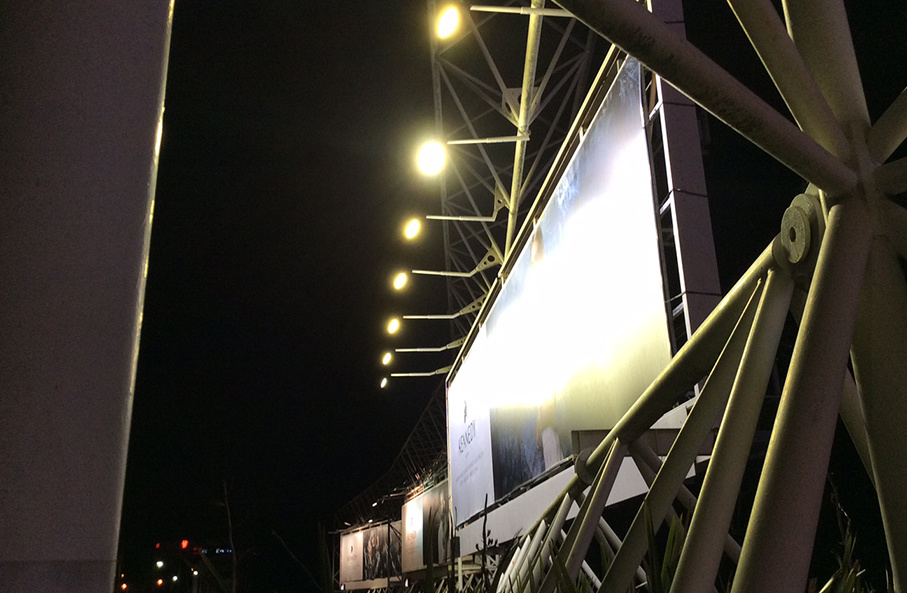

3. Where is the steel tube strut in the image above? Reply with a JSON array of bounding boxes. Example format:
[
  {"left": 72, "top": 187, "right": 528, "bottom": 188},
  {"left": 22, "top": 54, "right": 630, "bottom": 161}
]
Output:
[
  {"left": 726, "top": 0, "right": 849, "bottom": 160},
  {"left": 553, "top": 0, "right": 856, "bottom": 195},
  {"left": 783, "top": 0, "right": 870, "bottom": 129},
  {"left": 599, "top": 281, "right": 762, "bottom": 593},
  {"left": 732, "top": 197, "right": 873, "bottom": 593},
  {"left": 630, "top": 438, "right": 743, "bottom": 564},
  {"left": 867, "top": 87, "right": 907, "bottom": 162},
  {"left": 672, "top": 267, "right": 794, "bottom": 593},
  {"left": 851, "top": 237, "right": 907, "bottom": 591},
  {"left": 504, "top": 0, "right": 545, "bottom": 258},
  {"left": 538, "top": 440, "right": 626, "bottom": 593}
]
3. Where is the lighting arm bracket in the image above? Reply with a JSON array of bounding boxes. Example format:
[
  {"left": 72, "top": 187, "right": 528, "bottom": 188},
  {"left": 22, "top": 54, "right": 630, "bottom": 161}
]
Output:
[
  {"left": 412, "top": 247, "right": 503, "bottom": 278},
  {"left": 390, "top": 365, "right": 453, "bottom": 378},
  {"left": 395, "top": 337, "right": 466, "bottom": 353},
  {"left": 404, "top": 294, "right": 487, "bottom": 320}
]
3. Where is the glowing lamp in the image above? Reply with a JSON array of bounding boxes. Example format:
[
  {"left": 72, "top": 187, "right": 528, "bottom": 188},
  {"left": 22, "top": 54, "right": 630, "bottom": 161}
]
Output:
[
  {"left": 387, "top": 317, "right": 401, "bottom": 334},
  {"left": 403, "top": 218, "right": 421, "bottom": 240},
  {"left": 437, "top": 6, "right": 460, "bottom": 38},
  {"left": 417, "top": 141, "right": 446, "bottom": 175}
]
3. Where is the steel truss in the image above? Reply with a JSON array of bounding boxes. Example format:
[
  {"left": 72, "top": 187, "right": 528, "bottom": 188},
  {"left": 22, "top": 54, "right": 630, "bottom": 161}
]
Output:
[
  {"left": 490, "top": 0, "right": 907, "bottom": 591},
  {"left": 425, "top": 0, "right": 604, "bottom": 338}
]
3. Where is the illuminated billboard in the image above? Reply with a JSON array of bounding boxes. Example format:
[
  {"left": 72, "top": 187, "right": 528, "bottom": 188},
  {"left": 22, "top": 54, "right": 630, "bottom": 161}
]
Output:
[
  {"left": 339, "top": 521, "right": 401, "bottom": 587},
  {"left": 401, "top": 480, "right": 452, "bottom": 572},
  {"left": 448, "top": 58, "right": 672, "bottom": 524}
]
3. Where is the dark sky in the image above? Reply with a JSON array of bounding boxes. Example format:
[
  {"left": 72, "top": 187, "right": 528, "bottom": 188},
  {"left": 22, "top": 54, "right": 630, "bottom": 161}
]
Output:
[
  {"left": 120, "top": 0, "right": 450, "bottom": 585},
  {"left": 119, "top": 0, "right": 906, "bottom": 590}
]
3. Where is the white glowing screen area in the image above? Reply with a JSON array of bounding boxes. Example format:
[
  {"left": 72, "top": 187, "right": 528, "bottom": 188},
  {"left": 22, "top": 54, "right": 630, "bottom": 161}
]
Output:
[{"left": 447, "top": 59, "right": 672, "bottom": 524}]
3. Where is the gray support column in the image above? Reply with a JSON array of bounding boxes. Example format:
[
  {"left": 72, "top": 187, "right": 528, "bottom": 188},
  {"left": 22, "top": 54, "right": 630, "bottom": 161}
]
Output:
[{"left": 0, "top": 2, "right": 173, "bottom": 591}]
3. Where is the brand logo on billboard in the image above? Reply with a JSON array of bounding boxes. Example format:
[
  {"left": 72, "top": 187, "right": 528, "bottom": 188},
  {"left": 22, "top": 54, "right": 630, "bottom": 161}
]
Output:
[{"left": 458, "top": 418, "right": 476, "bottom": 453}]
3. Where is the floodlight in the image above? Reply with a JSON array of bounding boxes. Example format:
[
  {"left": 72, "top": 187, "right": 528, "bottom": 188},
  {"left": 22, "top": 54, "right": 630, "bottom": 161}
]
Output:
[
  {"left": 393, "top": 271, "right": 408, "bottom": 290},
  {"left": 386, "top": 317, "right": 401, "bottom": 334},
  {"left": 382, "top": 352, "right": 393, "bottom": 365},
  {"left": 437, "top": 6, "right": 459, "bottom": 39},
  {"left": 380, "top": 377, "right": 388, "bottom": 389},
  {"left": 403, "top": 218, "right": 422, "bottom": 240},
  {"left": 417, "top": 141, "right": 445, "bottom": 175}
]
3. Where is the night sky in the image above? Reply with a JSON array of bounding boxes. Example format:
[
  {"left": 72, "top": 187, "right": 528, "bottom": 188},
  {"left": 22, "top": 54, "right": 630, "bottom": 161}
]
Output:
[{"left": 118, "top": 1, "right": 906, "bottom": 590}]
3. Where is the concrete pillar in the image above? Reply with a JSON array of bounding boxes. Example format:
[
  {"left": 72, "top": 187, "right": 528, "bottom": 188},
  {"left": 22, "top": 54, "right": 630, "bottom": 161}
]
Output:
[{"left": 0, "top": 1, "right": 173, "bottom": 591}]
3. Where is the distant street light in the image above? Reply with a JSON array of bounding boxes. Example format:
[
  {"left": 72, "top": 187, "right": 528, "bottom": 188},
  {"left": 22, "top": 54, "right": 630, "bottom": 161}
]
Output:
[
  {"left": 386, "top": 317, "right": 401, "bottom": 334},
  {"left": 156, "top": 561, "right": 163, "bottom": 569},
  {"left": 417, "top": 141, "right": 446, "bottom": 175},
  {"left": 403, "top": 218, "right": 422, "bottom": 240},
  {"left": 392, "top": 271, "right": 408, "bottom": 290},
  {"left": 437, "top": 6, "right": 460, "bottom": 38}
]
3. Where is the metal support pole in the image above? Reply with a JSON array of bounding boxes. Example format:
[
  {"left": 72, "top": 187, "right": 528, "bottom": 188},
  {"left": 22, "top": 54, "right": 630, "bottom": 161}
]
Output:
[
  {"left": 732, "top": 197, "right": 873, "bottom": 593},
  {"left": 850, "top": 236, "right": 907, "bottom": 591},
  {"left": 672, "top": 267, "right": 794, "bottom": 593},
  {"left": 505, "top": 0, "right": 545, "bottom": 258},
  {"left": 598, "top": 281, "right": 762, "bottom": 593}
]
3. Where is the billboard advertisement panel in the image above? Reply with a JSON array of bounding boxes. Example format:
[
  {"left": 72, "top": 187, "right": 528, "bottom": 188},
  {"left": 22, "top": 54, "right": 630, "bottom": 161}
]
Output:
[
  {"left": 340, "top": 522, "right": 398, "bottom": 585},
  {"left": 401, "top": 481, "right": 452, "bottom": 572},
  {"left": 339, "top": 530, "right": 364, "bottom": 584},
  {"left": 448, "top": 58, "right": 672, "bottom": 524}
]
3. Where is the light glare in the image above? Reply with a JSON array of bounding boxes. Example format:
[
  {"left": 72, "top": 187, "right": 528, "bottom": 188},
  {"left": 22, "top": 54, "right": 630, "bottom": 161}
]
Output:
[
  {"left": 382, "top": 352, "right": 392, "bottom": 365},
  {"left": 437, "top": 6, "right": 459, "bottom": 39},
  {"left": 404, "top": 218, "right": 421, "bottom": 240},
  {"left": 380, "top": 377, "right": 388, "bottom": 389},
  {"left": 393, "top": 272, "right": 408, "bottom": 290},
  {"left": 417, "top": 141, "right": 446, "bottom": 175},
  {"left": 387, "top": 318, "right": 401, "bottom": 334}
]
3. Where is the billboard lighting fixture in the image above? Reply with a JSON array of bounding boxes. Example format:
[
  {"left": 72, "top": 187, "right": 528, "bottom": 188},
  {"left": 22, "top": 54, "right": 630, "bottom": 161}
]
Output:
[
  {"left": 437, "top": 6, "right": 459, "bottom": 39},
  {"left": 392, "top": 271, "right": 408, "bottom": 290},
  {"left": 417, "top": 141, "right": 446, "bottom": 175},
  {"left": 380, "top": 377, "right": 389, "bottom": 389},
  {"left": 403, "top": 218, "right": 422, "bottom": 240},
  {"left": 386, "top": 317, "right": 401, "bottom": 334},
  {"left": 381, "top": 352, "right": 393, "bottom": 365}
]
